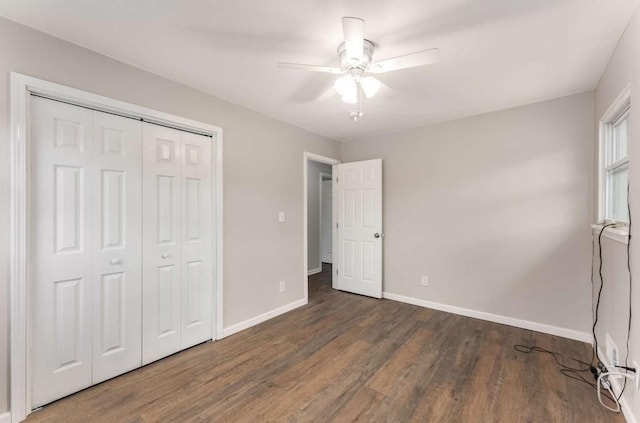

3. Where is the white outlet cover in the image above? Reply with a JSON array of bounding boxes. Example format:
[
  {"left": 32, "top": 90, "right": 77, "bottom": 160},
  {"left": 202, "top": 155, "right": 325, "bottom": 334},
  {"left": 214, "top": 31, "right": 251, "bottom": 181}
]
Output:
[
  {"left": 421, "top": 276, "right": 429, "bottom": 286},
  {"left": 278, "top": 212, "right": 285, "bottom": 223},
  {"left": 279, "top": 280, "right": 286, "bottom": 292}
]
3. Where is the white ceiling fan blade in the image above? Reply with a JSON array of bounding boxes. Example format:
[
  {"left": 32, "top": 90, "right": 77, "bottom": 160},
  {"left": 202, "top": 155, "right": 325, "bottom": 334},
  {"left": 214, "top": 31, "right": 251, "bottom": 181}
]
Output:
[
  {"left": 369, "top": 48, "right": 439, "bottom": 74},
  {"left": 277, "top": 62, "right": 343, "bottom": 74},
  {"left": 342, "top": 17, "right": 365, "bottom": 64}
]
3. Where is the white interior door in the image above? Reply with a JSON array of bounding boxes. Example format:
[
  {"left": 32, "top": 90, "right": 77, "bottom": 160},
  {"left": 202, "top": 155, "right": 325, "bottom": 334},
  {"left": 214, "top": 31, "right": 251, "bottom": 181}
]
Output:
[
  {"left": 142, "top": 123, "right": 183, "bottom": 364},
  {"left": 335, "top": 159, "right": 383, "bottom": 298},
  {"left": 91, "top": 111, "right": 143, "bottom": 383},
  {"left": 180, "top": 132, "right": 213, "bottom": 349},
  {"left": 321, "top": 179, "right": 333, "bottom": 263},
  {"left": 31, "top": 97, "right": 95, "bottom": 407}
]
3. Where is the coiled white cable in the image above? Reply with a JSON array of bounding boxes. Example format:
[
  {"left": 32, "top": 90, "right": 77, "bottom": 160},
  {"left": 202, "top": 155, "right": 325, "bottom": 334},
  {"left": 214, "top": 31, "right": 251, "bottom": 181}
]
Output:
[{"left": 597, "top": 371, "right": 636, "bottom": 412}]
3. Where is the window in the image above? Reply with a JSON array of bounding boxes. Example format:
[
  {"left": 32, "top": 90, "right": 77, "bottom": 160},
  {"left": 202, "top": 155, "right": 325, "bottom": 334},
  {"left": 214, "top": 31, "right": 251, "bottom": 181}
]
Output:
[{"left": 599, "top": 87, "right": 631, "bottom": 223}]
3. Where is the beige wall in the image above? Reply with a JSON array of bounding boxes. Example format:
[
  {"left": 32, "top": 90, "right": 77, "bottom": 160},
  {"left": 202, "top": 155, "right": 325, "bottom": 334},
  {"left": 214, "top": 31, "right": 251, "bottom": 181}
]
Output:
[
  {"left": 0, "top": 17, "right": 341, "bottom": 414},
  {"left": 342, "top": 92, "right": 594, "bottom": 334},
  {"left": 307, "top": 161, "right": 333, "bottom": 272},
  {"left": 593, "top": 6, "right": 640, "bottom": 418}
]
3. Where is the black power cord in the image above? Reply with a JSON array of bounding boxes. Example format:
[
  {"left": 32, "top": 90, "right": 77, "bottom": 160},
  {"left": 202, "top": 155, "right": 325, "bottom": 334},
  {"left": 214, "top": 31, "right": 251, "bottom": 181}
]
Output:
[
  {"left": 590, "top": 181, "right": 633, "bottom": 406},
  {"left": 513, "top": 344, "right": 617, "bottom": 404},
  {"left": 616, "top": 182, "right": 633, "bottom": 401},
  {"left": 514, "top": 183, "right": 634, "bottom": 411},
  {"left": 592, "top": 222, "right": 616, "bottom": 366},
  {"left": 514, "top": 344, "right": 591, "bottom": 371}
]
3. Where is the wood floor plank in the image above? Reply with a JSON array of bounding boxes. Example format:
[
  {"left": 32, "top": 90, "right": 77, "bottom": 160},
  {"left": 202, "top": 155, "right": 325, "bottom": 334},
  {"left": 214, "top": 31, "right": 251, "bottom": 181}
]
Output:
[{"left": 25, "top": 264, "right": 625, "bottom": 423}]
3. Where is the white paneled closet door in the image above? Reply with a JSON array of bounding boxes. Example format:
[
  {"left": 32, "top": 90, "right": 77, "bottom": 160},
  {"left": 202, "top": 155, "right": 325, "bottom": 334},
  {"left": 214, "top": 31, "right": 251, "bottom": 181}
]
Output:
[
  {"left": 142, "top": 124, "right": 183, "bottom": 364},
  {"left": 30, "top": 97, "right": 143, "bottom": 407},
  {"left": 180, "top": 132, "right": 213, "bottom": 349},
  {"left": 31, "top": 97, "right": 95, "bottom": 408},
  {"left": 142, "top": 124, "right": 213, "bottom": 364},
  {"left": 92, "top": 112, "right": 143, "bottom": 383}
]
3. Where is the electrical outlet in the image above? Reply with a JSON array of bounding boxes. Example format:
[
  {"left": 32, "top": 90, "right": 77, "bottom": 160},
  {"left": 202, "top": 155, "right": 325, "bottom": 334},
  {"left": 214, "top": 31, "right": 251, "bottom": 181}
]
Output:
[
  {"left": 606, "top": 333, "right": 619, "bottom": 366},
  {"left": 278, "top": 212, "right": 285, "bottom": 223},
  {"left": 279, "top": 280, "right": 286, "bottom": 292},
  {"left": 421, "top": 276, "right": 429, "bottom": 286},
  {"left": 633, "top": 361, "right": 640, "bottom": 390}
]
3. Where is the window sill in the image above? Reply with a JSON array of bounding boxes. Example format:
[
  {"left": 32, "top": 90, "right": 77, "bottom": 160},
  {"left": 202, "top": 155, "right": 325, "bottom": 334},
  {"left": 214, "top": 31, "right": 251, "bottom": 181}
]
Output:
[{"left": 591, "top": 224, "right": 629, "bottom": 245}]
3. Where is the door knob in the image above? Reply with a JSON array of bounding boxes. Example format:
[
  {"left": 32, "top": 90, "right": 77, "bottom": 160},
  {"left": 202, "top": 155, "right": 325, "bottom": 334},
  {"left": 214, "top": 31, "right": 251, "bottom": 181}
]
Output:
[
  {"left": 110, "top": 259, "right": 122, "bottom": 265},
  {"left": 374, "top": 233, "right": 381, "bottom": 238}
]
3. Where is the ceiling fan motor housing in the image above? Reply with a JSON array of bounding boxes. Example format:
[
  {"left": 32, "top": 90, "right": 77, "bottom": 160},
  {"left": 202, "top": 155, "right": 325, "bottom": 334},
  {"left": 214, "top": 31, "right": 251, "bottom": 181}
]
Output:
[{"left": 338, "top": 40, "right": 375, "bottom": 71}]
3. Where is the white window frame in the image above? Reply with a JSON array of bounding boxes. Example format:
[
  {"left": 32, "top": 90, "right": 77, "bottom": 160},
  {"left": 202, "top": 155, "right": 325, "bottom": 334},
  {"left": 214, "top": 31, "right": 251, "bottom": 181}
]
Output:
[{"left": 598, "top": 84, "right": 631, "bottom": 224}]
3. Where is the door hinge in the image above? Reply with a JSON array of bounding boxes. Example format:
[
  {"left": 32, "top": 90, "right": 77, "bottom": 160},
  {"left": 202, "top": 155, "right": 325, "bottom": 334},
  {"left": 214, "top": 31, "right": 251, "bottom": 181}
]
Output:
[
  {"left": 336, "top": 222, "right": 339, "bottom": 229},
  {"left": 336, "top": 177, "right": 339, "bottom": 183},
  {"left": 336, "top": 268, "right": 339, "bottom": 275}
]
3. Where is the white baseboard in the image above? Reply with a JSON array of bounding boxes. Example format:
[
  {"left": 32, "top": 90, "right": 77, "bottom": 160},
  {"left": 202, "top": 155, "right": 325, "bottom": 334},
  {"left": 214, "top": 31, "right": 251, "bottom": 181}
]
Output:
[
  {"left": 0, "top": 412, "right": 11, "bottom": 423},
  {"left": 308, "top": 267, "right": 322, "bottom": 276},
  {"left": 598, "top": 347, "right": 638, "bottom": 423},
  {"left": 382, "top": 292, "right": 592, "bottom": 343},
  {"left": 220, "top": 298, "right": 307, "bottom": 338}
]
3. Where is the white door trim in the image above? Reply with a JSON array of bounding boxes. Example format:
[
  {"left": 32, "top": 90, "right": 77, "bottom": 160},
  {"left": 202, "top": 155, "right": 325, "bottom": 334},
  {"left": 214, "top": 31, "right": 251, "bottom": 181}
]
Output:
[
  {"left": 303, "top": 153, "right": 340, "bottom": 304},
  {"left": 9, "top": 73, "right": 224, "bottom": 422}
]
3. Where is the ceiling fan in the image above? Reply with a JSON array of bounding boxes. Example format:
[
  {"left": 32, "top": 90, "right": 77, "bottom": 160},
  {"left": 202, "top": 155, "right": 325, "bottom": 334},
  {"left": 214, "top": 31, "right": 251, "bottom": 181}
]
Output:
[{"left": 278, "top": 17, "right": 439, "bottom": 121}]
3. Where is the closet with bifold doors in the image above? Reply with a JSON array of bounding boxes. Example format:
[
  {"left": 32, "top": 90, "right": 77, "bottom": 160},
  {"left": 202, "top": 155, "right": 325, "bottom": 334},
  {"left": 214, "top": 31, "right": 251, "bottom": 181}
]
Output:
[{"left": 29, "top": 95, "right": 214, "bottom": 408}]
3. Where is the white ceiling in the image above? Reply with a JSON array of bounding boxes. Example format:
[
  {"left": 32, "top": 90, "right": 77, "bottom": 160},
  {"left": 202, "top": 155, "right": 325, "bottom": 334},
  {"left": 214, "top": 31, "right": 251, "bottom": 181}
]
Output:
[{"left": 0, "top": 0, "right": 638, "bottom": 141}]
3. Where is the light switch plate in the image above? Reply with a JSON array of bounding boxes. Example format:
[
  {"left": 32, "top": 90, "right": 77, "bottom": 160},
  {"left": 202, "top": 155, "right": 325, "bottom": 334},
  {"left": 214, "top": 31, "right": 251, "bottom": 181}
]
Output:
[{"left": 278, "top": 211, "right": 285, "bottom": 223}]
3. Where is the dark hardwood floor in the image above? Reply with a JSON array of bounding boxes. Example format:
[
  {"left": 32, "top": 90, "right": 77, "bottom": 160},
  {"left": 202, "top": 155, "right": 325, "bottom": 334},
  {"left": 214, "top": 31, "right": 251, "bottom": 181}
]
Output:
[{"left": 27, "top": 263, "right": 624, "bottom": 422}]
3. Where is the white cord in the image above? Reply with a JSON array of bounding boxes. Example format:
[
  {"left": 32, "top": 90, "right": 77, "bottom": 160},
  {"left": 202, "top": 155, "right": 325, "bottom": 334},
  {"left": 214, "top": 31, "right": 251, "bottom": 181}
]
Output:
[{"left": 597, "top": 371, "right": 635, "bottom": 412}]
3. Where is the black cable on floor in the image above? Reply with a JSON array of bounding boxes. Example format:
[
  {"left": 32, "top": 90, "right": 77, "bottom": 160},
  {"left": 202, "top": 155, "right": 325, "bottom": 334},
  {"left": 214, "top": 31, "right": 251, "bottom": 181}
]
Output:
[
  {"left": 513, "top": 344, "right": 616, "bottom": 403},
  {"left": 561, "top": 368, "right": 617, "bottom": 404},
  {"left": 514, "top": 344, "right": 591, "bottom": 372}
]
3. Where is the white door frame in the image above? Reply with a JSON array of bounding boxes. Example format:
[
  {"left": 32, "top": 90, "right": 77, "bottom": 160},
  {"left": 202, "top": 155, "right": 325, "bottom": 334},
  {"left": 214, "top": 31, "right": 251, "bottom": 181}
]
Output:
[
  {"left": 303, "top": 153, "right": 340, "bottom": 303},
  {"left": 318, "top": 172, "right": 332, "bottom": 266},
  {"left": 9, "top": 73, "right": 224, "bottom": 422}
]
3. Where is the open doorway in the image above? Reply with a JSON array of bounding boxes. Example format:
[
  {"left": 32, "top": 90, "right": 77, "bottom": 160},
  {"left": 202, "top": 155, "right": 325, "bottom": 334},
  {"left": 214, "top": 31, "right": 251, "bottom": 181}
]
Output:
[{"left": 303, "top": 153, "right": 340, "bottom": 303}]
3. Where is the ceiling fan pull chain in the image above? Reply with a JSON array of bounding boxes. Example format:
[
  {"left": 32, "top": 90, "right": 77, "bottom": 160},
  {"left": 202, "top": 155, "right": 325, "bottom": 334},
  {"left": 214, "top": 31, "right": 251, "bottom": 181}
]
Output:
[{"left": 349, "top": 86, "right": 364, "bottom": 122}]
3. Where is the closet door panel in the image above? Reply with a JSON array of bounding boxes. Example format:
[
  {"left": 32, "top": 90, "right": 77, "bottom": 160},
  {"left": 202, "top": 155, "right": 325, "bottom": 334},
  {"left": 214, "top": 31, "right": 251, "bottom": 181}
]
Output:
[
  {"left": 142, "top": 123, "right": 182, "bottom": 364},
  {"left": 180, "top": 133, "right": 213, "bottom": 348},
  {"left": 92, "top": 111, "right": 143, "bottom": 383},
  {"left": 31, "top": 97, "right": 94, "bottom": 408}
]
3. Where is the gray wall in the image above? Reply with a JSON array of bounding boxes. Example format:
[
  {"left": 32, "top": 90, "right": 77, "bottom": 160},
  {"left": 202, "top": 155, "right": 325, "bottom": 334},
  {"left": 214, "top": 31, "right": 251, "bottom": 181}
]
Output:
[
  {"left": 0, "top": 17, "right": 341, "bottom": 413},
  {"left": 307, "top": 161, "right": 332, "bottom": 272},
  {"left": 342, "top": 92, "right": 594, "bottom": 334},
  {"left": 593, "top": 6, "right": 640, "bottom": 417}
]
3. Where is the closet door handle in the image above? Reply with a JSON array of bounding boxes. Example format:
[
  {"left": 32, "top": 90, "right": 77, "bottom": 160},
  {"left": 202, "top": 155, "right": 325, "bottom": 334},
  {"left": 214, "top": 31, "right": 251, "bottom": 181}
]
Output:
[
  {"left": 161, "top": 253, "right": 171, "bottom": 259},
  {"left": 110, "top": 259, "right": 122, "bottom": 265}
]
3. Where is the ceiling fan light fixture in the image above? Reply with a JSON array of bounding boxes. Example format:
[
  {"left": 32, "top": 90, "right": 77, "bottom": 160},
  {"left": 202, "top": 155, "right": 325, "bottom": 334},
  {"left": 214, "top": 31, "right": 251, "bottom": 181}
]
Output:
[
  {"left": 334, "top": 75, "right": 355, "bottom": 96},
  {"left": 341, "top": 91, "right": 358, "bottom": 104},
  {"left": 359, "top": 76, "right": 380, "bottom": 98},
  {"left": 335, "top": 75, "right": 359, "bottom": 103}
]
